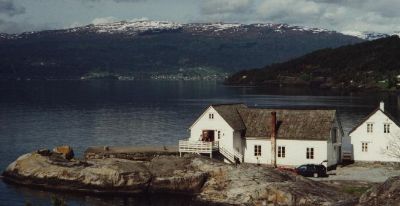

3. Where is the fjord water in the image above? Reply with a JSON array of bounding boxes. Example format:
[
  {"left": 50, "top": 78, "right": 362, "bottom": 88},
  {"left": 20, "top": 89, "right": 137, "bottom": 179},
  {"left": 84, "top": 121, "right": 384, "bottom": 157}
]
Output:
[{"left": 0, "top": 80, "right": 399, "bottom": 206}]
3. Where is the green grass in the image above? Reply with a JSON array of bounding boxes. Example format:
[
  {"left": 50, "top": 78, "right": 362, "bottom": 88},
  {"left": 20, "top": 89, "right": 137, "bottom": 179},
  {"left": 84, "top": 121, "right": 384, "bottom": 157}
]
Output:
[{"left": 341, "top": 186, "right": 371, "bottom": 197}]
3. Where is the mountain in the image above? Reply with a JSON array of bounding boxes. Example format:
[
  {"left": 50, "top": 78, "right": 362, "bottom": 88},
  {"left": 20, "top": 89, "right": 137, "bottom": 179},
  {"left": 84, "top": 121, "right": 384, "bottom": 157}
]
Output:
[
  {"left": 225, "top": 36, "right": 400, "bottom": 91},
  {"left": 341, "top": 31, "right": 397, "bottom": 41},
  {"left": 342, "top": 30, "right": 400, "bottom": 41},
  {"left": 0, "top": 20, "right": 363, "bottom": 80}
]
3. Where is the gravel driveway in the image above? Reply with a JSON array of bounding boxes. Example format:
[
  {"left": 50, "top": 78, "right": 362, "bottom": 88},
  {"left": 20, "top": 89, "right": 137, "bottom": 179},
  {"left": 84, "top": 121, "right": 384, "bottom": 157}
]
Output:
[{"left": 312, "top": 163, "right": 400, "bottom": 183}]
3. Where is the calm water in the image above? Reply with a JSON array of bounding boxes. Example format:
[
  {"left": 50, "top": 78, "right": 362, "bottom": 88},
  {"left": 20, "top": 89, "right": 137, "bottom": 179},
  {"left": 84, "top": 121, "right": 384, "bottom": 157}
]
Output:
[{"left": 0, "top": 80, "right": 399, "bottom": 206}]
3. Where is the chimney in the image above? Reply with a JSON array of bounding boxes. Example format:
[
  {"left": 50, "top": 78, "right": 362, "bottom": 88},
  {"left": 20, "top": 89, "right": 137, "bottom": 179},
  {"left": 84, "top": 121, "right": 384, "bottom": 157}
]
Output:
[
  {"left": 380, "top": 101, "right": 385, "bottom": 111},
  {"left": 271, "top": 112, "right": 277, "bottom": 168}
]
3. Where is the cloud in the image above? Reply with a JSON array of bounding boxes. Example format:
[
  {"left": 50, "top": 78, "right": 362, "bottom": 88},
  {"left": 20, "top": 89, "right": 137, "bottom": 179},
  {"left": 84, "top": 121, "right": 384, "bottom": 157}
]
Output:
[
  {"left": 2, "top": 0, "right": 400, "bottom": 34},
  {"left": 256, "top": 0, "right": 323, "bottom": 24},
  {"left": 200, "top": 0, "right": 253, "bottom": 15},
  {"left": 84, "top": 0, "right": 146, "bottom": 2},
  {"left": 0, "top": 0, "right": 25, "bottom": 16},
  {"left": 0, "top": 19, "right": 49, "bottom": 34},
  {"left": 92, "top": 16, "right": 119, "bottom": 25},
  {"left": 0, "top": 19, "right": 23, "bottom": 33},
  {"left": 197, "top": 0, "right": 400, "bottom": 33},
  {"left": 113, "top": 0, "right": 146, "bottom": 2}
]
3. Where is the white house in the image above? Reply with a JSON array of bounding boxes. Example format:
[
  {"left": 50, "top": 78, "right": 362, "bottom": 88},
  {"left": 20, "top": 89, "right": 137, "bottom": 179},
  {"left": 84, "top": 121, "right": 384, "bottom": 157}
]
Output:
[
  {"left": 179, "top": 103, "right": 344, "bottom": 169},
  {"left": 349, "top": 101, "right": 400, "bottom": 162}
]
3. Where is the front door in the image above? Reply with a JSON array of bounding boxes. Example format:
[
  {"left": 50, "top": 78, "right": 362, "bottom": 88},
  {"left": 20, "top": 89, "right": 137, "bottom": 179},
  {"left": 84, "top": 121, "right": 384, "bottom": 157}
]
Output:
[{"left": 202, "top": 130, "right": 215, "bottom": 142}]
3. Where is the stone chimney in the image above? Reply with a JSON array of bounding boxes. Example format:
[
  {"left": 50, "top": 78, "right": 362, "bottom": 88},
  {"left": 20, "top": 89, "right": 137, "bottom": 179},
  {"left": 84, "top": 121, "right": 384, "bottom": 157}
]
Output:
[
  {"left": 380, "top": 101, "right": 385, "bottom": 111},
  {"left": 271, "top": 112, "right": 277, "bottom": 168}
]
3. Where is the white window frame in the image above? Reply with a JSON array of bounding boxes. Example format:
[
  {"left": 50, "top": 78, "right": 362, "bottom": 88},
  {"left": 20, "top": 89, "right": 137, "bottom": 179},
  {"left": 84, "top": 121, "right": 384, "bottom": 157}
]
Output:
[
  {"left": 278, "top": 146, "right": 285, "bottom": 158},
  {"left": 367, "top": 123, "right": 373, "bottom": 133},
  {"left": 384, "top": 123, "right": 390, "bottom": 133},
  {"left": 362, "top": 142, "right": 368, "bottom": 152},
  {"left": 254, "top": 145, "right": 261, "bottom": 156},
  {"left": 306, "top": 148, "right": 314, "bottom": 159},
  {"left": 209, "top": 113, "right": 214, "bottom": 119}
]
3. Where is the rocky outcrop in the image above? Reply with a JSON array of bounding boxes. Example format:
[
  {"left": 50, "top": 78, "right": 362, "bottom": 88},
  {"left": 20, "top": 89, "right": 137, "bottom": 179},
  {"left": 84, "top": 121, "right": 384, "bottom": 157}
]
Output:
[
  {"left": 53, "top": 145, "right": 74, "bottom": 160},
  {"left": 2, "top": 150, "right": 354, "bottom": 205},
  {"left": 358, "top": 176, "right": 400, "bottom": 205}
]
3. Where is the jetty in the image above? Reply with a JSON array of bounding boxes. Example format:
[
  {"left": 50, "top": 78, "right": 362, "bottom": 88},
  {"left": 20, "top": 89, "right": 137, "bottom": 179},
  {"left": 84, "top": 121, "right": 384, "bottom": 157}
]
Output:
[{"left": 84, "top": 145, "right": 178, "bottom": 161}]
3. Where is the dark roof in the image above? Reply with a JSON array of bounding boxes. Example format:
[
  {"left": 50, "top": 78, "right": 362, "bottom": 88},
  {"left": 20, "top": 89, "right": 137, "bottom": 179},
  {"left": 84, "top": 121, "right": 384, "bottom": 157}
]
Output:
[
  {"left": 348, "top": 107, "right": 400, "bottom": 135},
  {"left": 210, "top": 104, "right": 339, "bottom": 141},
  {"left": 212, "top": 103, "right": 247, "bottom": 131},
  {"left": 238, "top": 108, "right": 337, "bottom": 140}
]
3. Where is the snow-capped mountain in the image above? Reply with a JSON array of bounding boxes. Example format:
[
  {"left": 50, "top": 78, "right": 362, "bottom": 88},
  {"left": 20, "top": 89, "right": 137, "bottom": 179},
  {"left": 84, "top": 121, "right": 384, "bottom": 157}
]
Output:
[
  {"left": 59, "top": 19, "right": 400, "bottom": 41},
  {"left": 6, "top": 19, "right": 398, "bottom": 41},
  {"left": 67, "top": 20, "right": 182, "bottom": 35},
  {"left": 47, "top": 20, "right": 338, "bottom": 37},
  {"left": 342, "top": 31, "right": 400, "bottom": 40},
  {"left": 0, "top": 33, "right": 16, "bottom": 40},
  {"left": 0, "top": 20, "right": 363, "bottom": 80}
]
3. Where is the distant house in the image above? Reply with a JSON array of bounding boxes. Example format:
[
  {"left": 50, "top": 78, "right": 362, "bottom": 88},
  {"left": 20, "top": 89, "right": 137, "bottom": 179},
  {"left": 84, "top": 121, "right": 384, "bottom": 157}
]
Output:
[
  {"left": 179, "top": 103, "right": 344, "bottom": 169},
  {"left": 349, "top": 102, "right": 400, "bottom": 162}
]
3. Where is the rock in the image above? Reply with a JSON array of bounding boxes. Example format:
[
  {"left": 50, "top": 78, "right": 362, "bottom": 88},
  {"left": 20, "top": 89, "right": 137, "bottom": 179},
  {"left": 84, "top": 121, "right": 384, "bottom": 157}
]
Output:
[
  {"left": 195, "top": 160, "right": 353, "bottom": 206},
  {"left": 37, "top": 149, "right": 51, "bottom": 156},
  {"left": 53, "top": 145, "right": 74, "bottom": 160},
  {"left": 149, "top": 156, "right": 208, "bottom": 193},
  {"left": 3, "top": 150, "right": 353, "bottom": 205},
  {"left": 358, "top": 176, "right": 400, "bottom": 205}
]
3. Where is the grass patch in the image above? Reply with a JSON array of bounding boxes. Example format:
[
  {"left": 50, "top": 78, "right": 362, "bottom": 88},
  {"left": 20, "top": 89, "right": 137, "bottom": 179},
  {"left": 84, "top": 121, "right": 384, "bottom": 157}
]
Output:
[{"left": 341, "top": 186, "right": 371, "bottom": 197}]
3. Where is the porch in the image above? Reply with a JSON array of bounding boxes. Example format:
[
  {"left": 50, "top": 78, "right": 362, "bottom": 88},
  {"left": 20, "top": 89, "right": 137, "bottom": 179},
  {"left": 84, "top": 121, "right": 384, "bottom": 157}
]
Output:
[
  {"left": 178, "top": 139, "right": 219, "bottom": 158},
  {"left": 178, "top": 139, "right": 244, "bottom": 163}
]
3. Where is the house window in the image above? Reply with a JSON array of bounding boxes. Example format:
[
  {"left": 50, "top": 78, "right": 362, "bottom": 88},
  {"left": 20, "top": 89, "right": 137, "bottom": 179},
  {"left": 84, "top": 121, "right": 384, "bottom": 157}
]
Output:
[
  {"left": 278, "top": 146, "right": 285, "bottom": 158},
  {"left": 367, "top": 123, "right": 373, "bottom": 133},
  {"left": 218, "top": 131, "right": 221, "bottom": 139},
  {"left": 362, "top": 143, "right": 368, "bottom": 152},
  {"left": 384, "top": 124, "right": 390, "bottom": 133},
  {"left": 306, "top": 148, "right": 314, "bottom": 159},
  {"left": 254, "top": 145, "right": 261, "bottom": 156},
  {"left": 331, "top": 127, "right": 337, "bottom": 143},
  {"left": 209, "top": 113, "right": 214, "bottom": 119}
]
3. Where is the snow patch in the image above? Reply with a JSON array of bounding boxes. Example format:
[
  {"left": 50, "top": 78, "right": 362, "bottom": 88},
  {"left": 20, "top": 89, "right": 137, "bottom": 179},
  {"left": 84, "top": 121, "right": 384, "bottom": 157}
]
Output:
[
  {"left": 92, "top": 20, "right": 182, "bottom": 35},
  {"left": 341, "top": 31, "right": 393, "bottom": 40}
]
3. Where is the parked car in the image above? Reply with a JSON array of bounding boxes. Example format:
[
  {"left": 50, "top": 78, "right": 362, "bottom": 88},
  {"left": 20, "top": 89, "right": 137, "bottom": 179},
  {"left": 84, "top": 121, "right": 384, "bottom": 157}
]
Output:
[{"left": 295, "top": 164, "right": 327, "bottom": 177}]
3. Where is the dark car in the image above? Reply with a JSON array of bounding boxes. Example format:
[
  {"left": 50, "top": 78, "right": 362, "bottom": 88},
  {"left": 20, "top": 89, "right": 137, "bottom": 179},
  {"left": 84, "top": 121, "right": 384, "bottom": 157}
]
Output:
[{"left": 295, "top": 164, "right": 327, "bottom": 177}]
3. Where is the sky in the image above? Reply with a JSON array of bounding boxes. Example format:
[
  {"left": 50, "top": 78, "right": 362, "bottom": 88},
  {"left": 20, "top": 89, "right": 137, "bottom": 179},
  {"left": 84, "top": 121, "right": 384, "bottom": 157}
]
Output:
[{"left": 1, "top": 0, "right": 400, "bottom": 34}]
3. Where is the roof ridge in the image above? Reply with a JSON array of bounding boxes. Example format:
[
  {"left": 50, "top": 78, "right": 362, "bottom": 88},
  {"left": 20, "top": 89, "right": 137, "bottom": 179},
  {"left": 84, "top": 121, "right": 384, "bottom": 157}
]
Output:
[{"left": 244, "top": 107, "right": 337, "bottom": 111}]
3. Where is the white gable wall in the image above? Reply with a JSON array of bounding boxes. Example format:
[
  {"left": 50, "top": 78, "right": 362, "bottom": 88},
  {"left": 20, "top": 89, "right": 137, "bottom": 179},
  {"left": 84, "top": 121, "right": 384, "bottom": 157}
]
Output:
[
  {"left": 350, "top": 110, "right": 400, "bottom": 162},
  {"left": 189, "top": 106, "right": 235, "bottom": 152}
]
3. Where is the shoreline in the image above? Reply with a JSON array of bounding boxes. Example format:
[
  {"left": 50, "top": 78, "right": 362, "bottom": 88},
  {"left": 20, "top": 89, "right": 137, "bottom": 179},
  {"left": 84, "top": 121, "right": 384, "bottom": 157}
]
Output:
[
  {"left": 223, "top": 82, "right": 400, "bottom": 93},
  {"left": 2, "top": 147, "right": 359, "bottom": 205}
]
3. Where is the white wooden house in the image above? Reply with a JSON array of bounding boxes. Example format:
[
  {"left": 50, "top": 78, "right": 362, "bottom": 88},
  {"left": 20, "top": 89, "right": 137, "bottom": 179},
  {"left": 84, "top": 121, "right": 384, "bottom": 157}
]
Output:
[
  {"left": 349, "top": 102, "right": 400, "bottom": 162},
  {"left": 179, "top": 103, "right": 344, "bottom": 169}
]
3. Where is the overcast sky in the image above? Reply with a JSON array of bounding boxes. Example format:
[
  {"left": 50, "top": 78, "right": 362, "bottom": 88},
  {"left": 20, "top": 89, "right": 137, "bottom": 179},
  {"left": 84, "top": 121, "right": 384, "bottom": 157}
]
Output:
[{"left": 1, "top": 0, "right": 400, "bottom": 34}]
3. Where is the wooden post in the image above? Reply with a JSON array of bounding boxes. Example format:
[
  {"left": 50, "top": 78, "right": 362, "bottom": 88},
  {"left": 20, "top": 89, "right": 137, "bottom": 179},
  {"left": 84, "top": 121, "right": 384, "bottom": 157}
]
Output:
[{"left": 210, "top": 142, "right": 212, "bottom": 158}]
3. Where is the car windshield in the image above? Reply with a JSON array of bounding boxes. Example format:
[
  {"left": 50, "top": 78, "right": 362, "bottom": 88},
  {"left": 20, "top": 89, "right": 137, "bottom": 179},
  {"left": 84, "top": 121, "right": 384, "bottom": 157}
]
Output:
[{"left": 298, "top": 166, "right": 307, "bottom": 171}]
